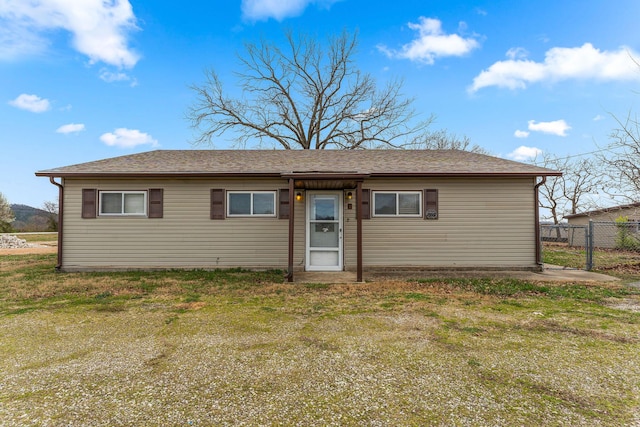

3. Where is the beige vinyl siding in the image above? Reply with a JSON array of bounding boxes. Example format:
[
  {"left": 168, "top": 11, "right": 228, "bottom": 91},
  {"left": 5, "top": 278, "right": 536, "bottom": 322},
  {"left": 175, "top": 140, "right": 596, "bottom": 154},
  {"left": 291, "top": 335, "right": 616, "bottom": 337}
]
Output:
[
  {"left": 61, "top": 176, "right": 538, "bottom": 271},
  {"left": 343, "top": 177, "right": 537, "bottom": 269},
  {"left": 62, "top": 178, "right": 297, "bottom": 270},
  {"left": 567, "top": 217, "right": 588, "bottom": 226}
]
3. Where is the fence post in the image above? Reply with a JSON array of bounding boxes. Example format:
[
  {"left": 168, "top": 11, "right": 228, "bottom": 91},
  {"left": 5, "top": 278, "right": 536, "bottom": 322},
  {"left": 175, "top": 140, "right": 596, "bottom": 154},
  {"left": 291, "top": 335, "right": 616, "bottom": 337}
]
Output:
[{"left": 586, "top": 220, "right": 594, "bottom": 271}]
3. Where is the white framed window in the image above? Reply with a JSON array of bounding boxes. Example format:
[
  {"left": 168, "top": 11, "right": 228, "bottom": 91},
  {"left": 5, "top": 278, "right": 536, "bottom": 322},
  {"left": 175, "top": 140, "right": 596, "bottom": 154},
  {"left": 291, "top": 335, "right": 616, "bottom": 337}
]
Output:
[
  {"left": 99, "top": 191, "right": 147, "bottom": 216},
  {"left": 227, "top": 191, "right": 276, "bottom": 217},
  {"left": 373, "top": 191, "right": 422, "bottom": 217}
]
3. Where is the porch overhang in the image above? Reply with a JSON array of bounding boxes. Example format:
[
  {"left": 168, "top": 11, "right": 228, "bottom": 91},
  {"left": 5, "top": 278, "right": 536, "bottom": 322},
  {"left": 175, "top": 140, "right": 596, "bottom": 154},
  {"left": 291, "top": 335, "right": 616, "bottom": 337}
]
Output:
[
  {"left": 281, "top": 172, "right": 370, "bottom": 190},
  {"left": 284, "top": 173, "right": 368, "bottom": 283}
]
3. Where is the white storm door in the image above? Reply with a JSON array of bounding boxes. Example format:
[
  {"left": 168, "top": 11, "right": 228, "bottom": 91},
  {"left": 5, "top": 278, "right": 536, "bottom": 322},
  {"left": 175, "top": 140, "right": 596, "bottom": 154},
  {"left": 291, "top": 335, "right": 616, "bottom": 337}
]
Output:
[{"left": 306, "top": 192, "right": 343, "bottom": 271}]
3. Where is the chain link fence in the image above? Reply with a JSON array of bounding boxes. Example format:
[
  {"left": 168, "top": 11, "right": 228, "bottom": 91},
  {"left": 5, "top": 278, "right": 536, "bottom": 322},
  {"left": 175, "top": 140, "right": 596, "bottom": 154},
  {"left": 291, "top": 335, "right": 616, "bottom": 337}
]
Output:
[
  {"left": 540, "top": 221, "right": 640, "bottom": 271},
  {"left": 589, "top": 220, "right": 640, "bottom": 250}
]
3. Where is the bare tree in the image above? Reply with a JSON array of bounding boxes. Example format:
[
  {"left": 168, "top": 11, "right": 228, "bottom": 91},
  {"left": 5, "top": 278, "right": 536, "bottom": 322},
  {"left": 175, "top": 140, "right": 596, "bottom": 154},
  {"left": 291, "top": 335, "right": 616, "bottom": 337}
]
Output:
[
  {"left": 535, "top": 154, "right": 606, "bottom": 227},
  {"left": 42, "top": 200, "right": 59, "bottom": 232},
  {"left": 600, "top": 111, "right": 640, "bottom": 201},
  {"left": 0, "top": 192, "right": 14, "bottom": 232},
  {"left": 187, "top": 30, "right": 434, "bottom": 150},
  {"left": 403, "top": 129, "right": 490, "bottom": 153}
]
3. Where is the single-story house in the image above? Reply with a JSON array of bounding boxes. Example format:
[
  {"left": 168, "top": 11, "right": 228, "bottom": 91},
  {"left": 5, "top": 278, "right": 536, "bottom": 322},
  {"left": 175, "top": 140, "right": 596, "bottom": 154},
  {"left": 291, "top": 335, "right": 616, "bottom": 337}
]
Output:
[
  {"left": 565, "top": 202, "right": 640, "bottom": 224},
  {"left": 565, "top": 202, "right": 640, "bottom": 249},
  {"left": 36, "top": 149, "right": 560, "bottom": 280}
]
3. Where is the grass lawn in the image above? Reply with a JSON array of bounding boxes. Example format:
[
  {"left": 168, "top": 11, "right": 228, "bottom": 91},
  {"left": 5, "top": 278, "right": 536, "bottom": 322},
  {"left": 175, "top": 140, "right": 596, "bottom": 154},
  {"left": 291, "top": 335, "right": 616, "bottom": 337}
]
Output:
[{"left": 1, "top": 253, "right": 640, "bottom": 426}]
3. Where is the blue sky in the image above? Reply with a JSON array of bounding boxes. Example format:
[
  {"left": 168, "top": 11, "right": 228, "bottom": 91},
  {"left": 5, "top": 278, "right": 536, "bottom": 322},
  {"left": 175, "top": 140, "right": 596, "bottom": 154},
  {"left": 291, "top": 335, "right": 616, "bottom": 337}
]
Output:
[{"left": 2, "top": 0, "right": 640, "bottom": 207}]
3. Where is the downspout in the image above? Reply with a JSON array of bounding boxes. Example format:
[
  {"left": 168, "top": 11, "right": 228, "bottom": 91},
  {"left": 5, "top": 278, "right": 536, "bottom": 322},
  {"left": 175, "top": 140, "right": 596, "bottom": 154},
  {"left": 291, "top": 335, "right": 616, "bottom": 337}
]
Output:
[
  {"left": 48, "top": 177, "right": 64, "bottom": 271},
  {"left": 534, "top": 176, "right": 546, "bottom": 269}
]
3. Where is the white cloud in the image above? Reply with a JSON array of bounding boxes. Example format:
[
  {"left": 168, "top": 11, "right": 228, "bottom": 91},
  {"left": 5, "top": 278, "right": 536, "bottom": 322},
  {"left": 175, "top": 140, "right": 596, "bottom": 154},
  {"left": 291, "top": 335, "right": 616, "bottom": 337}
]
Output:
[
  {"left": 56, "top": 123, "right": 85, "bottom": 134},
  {"left": 470, "top": 43, "right": 640, "bottom": 92},
  {"left": 0, "top": 0, "right": 140, "bottom": 68},
  {"left": 8, "top": 94, "right": 51, "bottom": 113},
  {"left": 378, "top": 17, "right": 480, "bottom": 64},
  {"left": 0, "top": 19, "right": 48, "bottom": 60},
  {"left": 241, "top": 0, "right": 337, "bottom": 22},
  {"left": 100, "top": 128, "right": 158, "bottom": 148},
  {"left": 508, "top": 145, "right": 542, "bottom": 161},
  {"left": 506, "top": 47, "right": 528, "bottom": 60},
  {"left": 99, "top": 69, "right": 138, "bottom": 86},
  {"left": 514, "top": 130, "right": 530, "bottom": 138},
  {"left": 528, "top": 119, "right": 571, "bottom": 136},
  {"left": 593, "top": 114, "right": 604, "bottom": 121}
]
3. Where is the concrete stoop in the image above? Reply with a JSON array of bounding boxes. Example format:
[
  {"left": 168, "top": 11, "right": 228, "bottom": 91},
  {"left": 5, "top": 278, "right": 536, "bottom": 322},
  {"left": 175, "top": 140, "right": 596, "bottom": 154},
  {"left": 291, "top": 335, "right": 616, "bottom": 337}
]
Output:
[{"left": 293, "top": 272, "right": 359, "bottom": 284}]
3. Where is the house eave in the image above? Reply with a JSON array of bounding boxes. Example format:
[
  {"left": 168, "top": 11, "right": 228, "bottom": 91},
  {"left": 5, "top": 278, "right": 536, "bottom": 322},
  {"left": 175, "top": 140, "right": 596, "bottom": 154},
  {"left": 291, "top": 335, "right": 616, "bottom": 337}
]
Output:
[
  {"left": 35, "top": 171, "right": 562, "bottom": 179},
  {"left": 34, "top": 172, "right": 284, "bottom": 179}
]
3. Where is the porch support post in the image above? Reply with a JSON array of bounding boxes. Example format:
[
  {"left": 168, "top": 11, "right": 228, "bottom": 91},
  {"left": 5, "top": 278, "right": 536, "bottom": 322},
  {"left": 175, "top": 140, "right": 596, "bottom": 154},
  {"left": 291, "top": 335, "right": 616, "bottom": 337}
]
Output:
[
  {"left": 287, "top": 178, "right": 295, "bottom": 282},
  {"left": 356, "top": 181, "right": 363, "bottom": 282}
]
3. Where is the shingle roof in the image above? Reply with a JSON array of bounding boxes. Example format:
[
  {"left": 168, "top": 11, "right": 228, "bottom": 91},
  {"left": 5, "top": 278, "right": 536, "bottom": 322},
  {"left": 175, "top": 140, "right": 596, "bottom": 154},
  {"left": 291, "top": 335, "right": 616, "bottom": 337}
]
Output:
[
  {"left": 564, "top": 202, "right": 640, "bottom": 219},
  {"left": 35, "top": 149, "right": 560, "bottom": 177}
]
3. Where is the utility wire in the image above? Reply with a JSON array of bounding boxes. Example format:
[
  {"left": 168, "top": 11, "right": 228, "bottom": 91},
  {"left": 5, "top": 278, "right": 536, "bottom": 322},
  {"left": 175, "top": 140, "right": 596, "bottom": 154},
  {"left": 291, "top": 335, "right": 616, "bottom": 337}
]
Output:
[{"left": 530, "top": 147, "right": 613, "bottom": 165}]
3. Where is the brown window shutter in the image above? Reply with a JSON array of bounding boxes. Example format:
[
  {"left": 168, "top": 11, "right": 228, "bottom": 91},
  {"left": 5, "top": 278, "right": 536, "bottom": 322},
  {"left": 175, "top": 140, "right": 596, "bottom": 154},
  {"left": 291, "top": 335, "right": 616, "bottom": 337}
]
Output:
[
  {"left": 360, "top": 189, "right": 370, "bottom": 220},
  {"left": 210, "top": 189, "right": 225, "bottom": 219},
  {"left": 82, "top": 188, "right": 97, "bottom": 218},
  {"left": 148, "top": 188, "right": 163, "bottom": 218},
  {"left": 279, "top": 189, "right": 290, "bottom": 219},
  {"left": 424, "top": 189, "right": 438, "bottom": 220}
]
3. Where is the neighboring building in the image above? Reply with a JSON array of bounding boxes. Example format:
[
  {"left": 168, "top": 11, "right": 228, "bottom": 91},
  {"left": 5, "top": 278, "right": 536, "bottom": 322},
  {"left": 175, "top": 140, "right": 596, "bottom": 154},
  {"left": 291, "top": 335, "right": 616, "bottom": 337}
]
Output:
[
  {"left": 36, "top": 150, "right": 560, "bottom": 280},
  {"left": 565, "top": 202, "right": 640, "bottom": 249},
  {"left": 565, "top": 202, "right": 640, "bottom": 224}
]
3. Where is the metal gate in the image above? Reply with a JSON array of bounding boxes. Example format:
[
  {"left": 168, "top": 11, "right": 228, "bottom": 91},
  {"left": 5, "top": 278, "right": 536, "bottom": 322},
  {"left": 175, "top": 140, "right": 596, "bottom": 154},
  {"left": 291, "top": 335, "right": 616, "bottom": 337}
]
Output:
[{"left": 540, "top": 223, "right": 593, "bottom": 270}]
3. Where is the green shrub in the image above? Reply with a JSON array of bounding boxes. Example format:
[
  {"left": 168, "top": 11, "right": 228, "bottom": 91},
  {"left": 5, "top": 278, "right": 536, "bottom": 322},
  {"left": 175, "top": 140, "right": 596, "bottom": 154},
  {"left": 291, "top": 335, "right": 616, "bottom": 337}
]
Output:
[{"left": 615, "top": 216, "right": 640, "bottom": 250}]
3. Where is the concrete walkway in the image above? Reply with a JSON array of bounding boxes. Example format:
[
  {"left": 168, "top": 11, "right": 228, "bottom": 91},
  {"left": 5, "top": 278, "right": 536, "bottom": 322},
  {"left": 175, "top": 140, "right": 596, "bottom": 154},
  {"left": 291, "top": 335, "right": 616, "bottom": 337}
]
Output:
[
  {"left": 293, "top": 265, "right": 620, "bottom": 284},
  {"left": 535, "top": 265, "right": 620, "bottom": 283}
]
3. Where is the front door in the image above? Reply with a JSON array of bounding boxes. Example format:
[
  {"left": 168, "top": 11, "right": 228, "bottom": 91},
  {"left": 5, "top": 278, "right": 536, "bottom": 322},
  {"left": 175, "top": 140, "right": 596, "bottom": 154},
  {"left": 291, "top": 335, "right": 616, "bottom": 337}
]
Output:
[{"left": 306, "top": 192, "right": 343, "bottom": 271}]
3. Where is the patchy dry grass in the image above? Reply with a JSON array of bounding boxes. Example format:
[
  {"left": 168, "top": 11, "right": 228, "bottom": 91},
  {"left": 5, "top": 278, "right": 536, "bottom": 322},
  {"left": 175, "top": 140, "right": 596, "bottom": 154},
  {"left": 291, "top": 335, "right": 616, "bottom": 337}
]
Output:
[
  {"left": 12, "top": 232, "right": 59, "bottom": 243},
  {"left": 1, "top": 254, "right": 640, "bottom": 426}
]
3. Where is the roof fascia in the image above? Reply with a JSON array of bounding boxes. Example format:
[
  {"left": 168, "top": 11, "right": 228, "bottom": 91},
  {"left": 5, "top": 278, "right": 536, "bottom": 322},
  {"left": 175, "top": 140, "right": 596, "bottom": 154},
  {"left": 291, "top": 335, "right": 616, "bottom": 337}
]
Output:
[{"left": 36, "top": 171, "right": 562, "bottom": 179}]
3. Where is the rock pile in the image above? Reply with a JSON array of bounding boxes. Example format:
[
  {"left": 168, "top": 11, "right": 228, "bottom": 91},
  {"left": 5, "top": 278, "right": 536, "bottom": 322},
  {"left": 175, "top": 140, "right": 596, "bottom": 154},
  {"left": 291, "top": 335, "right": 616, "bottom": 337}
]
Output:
[{"left": 0, "top": 234, "right": 34, "bottom": 249}]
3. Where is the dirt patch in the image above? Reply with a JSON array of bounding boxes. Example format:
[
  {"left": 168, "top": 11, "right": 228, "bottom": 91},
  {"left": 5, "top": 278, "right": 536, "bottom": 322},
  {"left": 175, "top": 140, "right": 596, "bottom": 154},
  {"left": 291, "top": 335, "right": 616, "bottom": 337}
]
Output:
[
  {"left": 605, "top": 298, "right": 640, "bottom": 313},
  {"left": 596, "top": 262, "right": 640, "bottom": 275}
]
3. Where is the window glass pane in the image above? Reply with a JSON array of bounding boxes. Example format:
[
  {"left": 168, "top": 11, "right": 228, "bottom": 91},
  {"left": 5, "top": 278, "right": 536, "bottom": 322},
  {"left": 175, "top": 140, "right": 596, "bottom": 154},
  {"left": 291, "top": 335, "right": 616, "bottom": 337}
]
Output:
[
  {"left": 229, "top": 193, "right": 251, "bottom": 215},
  {"left": 101, "top": 193, "right": 122, "bottom": 214},
  {"left": 124, "top": 193, "right": 145, "bottom": 214},
  {"left": 314, "top": 198, "right": 336, "bottom": 220},
  {"left": 399, "top": 193, "right": 420, "bottom": 215},
  {"left": 253, "top": 193, "right": 275, "bottom": 215},
  {"left": 310, "top": 222, "right": 339, "bottom": 247},
  {"left": 374, "top": 193, "right": 396, "bottom": 215}
]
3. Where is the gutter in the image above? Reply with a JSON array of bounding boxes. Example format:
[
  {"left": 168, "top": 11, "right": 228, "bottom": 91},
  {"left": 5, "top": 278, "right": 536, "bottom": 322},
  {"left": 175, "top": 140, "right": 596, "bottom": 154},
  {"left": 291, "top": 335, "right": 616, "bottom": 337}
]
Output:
[
  {"left": 534, "top": 176, "right": 546, "bottom": 268},
  {"left": 35, "top": 171, "right": 562, "bottom": 179},
  {"left": 48, "top": 177, "right": 64, "bottom": 271}
]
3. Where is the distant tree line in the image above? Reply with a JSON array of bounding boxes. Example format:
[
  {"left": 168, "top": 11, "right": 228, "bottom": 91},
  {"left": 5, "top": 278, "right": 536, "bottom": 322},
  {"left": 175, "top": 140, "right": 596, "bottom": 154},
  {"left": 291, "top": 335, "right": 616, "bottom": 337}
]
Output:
[{"left": 0, "top": 195, "right": 58, "bottom": 233}]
